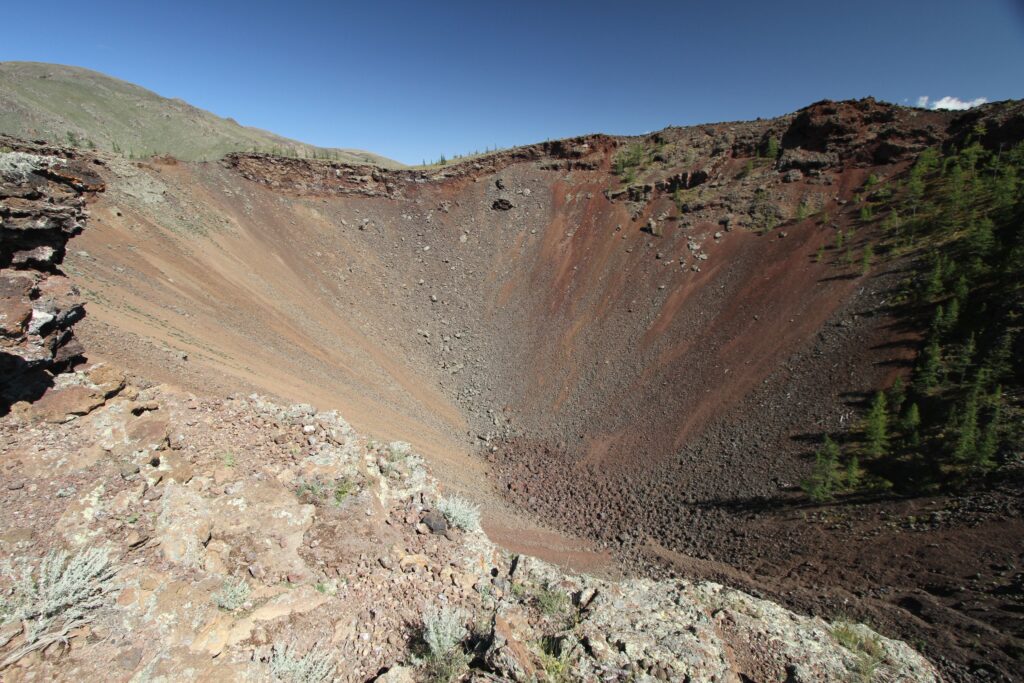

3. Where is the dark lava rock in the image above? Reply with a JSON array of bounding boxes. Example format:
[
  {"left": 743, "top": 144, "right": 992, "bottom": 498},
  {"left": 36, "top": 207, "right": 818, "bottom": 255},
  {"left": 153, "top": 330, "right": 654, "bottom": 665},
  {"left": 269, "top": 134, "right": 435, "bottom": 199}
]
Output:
[{"left": 421, "top": 510, "right": 448, "bottom": 534}]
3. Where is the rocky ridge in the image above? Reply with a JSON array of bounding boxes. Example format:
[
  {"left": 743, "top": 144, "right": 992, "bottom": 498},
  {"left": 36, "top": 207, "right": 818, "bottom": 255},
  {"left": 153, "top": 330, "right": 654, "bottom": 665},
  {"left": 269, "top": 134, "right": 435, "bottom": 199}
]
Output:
[
  {"left": 0, "top": 135, "right": 104, "bottom": 410},
  {"left": 0, "top": 375, "right": 939, "bottom": 682},
  {"left": 0, "top": 133, "right": 942, "bottom": 681}
]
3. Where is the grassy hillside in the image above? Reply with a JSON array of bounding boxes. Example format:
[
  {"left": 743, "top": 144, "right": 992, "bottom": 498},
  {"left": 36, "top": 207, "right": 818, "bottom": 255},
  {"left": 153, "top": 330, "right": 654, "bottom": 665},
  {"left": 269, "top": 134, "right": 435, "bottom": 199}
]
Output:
[{"left": 0, "top": 62, "right": 401, "bottom": 166}]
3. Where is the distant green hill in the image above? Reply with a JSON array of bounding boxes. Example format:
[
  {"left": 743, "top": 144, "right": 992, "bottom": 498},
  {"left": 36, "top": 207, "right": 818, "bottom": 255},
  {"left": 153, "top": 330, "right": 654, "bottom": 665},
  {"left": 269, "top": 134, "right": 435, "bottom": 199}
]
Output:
[{"left": 0, "top": 62, "right": 402, "bottom": 167}]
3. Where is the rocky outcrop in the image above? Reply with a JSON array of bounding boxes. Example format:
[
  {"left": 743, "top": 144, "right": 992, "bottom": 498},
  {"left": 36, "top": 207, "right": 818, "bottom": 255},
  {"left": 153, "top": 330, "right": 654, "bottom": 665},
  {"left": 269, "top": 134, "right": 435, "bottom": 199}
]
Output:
[
  {"left": 223, "top": 135, "right": 613, "bottom": 198},
  {"left": 0, "top": 136, "right": 104, "bottom": 411},
  {"left": 0, "top": 385, "right": 940, "bottom": 681},
  {"left": 780, "top": 97, "right": 947, "bottom": 166}
]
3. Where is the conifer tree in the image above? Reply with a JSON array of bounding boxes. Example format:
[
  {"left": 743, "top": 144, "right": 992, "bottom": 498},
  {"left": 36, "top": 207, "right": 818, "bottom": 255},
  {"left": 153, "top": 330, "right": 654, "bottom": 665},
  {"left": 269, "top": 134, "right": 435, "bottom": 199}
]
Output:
[
  {"left": 845, "top": 454, "right": 863, "bottom": 489},
  {"left": 902, "top": 403, "right": 921, "bottom": 448},
  {"left": 917, "top": 339, "right": 942, "bottom": 391},
  {"left": 887, "top": 377, "right": 906, "bottom": 417},
  {"left": 953, "top": 389, "right": 980, "bottom": 462},
  {"left": 976, "top": 386, "right": 1002, "bottom": 467},
  {"left": 802, "top": 436, "right": 841, "bottom": 502},
  {"left": 865, "top": 392, "right": 889, "bottom": 458}
]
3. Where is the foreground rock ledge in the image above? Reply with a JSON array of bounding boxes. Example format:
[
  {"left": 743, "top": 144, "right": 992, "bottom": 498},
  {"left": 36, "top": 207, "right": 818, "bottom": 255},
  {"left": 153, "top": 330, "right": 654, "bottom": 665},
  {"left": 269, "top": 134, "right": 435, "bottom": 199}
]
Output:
[{"left": 0, "top": 381, "right": 938, "bottom": 682}]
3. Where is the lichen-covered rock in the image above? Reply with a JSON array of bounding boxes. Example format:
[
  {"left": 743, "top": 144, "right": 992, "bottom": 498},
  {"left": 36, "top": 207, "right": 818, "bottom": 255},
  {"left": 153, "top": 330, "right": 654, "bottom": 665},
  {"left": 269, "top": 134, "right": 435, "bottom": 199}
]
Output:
[
  {"left": 0, "top": 137, "right": 104, "bottom": 411},
  {"left": 0, "top": 387, "right": 941, "bottom": 682}
]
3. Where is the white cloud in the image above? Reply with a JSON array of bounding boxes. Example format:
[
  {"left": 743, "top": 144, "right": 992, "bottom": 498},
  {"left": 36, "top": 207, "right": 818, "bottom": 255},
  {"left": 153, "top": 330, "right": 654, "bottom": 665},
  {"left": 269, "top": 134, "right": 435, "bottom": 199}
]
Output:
[
  {"left": 916, "top": 96, "right": 930, "bottom": 108},
  {"left": 929, "top": 96, "right": 988, "bottom": 111}
]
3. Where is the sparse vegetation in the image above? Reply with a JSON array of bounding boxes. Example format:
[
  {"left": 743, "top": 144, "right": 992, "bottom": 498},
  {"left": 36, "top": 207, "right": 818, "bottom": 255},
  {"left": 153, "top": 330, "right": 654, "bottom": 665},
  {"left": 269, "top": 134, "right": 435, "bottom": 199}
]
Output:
[
  {"left": 0, "top": 63, "right": 401, "bottom": 166},
  {"left": 614, "top": 142, "right": 646, "bottom": 183},
  {"left": 536, "top": 585, "right": 569, "bottom": 616},
  {"left": 437, "top": 495, "right": 481, "bottom": 531},
  {"left": 295, "top": 475, "right": 358, "bottom": 506},
  {"left": 831, "top": 622, "right": 886, "bottom": 681},
  {"left": 801, "top": 436, "right": 842, "bottom": 502},
  {"left": 819, "top": 126, "right": 1023, "bottom": 495},
  {"left": 0, "top": 548, "right": 118, "bottom": 668},
  {"left": 420, "top": 606, "right": 469, "bottom": 683},
  {"left": 213, "top": 577, "right": 251, "bottom": 611},
  {"left": 269, "top": 641, "right": 336, "bottom": 683}
]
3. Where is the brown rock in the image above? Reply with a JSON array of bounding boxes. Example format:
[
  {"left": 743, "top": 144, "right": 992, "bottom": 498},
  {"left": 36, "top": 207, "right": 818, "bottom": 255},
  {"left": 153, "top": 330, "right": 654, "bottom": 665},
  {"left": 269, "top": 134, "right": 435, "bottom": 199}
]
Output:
[
  {"left": 31, "top": 385, "right": 105, "bottom": 422},
  {"left": 484, "top": 614, "right": 537, "bottom": 682}
]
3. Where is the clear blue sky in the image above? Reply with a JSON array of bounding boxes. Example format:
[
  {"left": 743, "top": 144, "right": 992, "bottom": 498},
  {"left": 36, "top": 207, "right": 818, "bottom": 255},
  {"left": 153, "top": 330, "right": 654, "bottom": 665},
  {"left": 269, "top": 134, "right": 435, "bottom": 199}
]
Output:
[{"left": 2, "top": 0, "right": 1022, "bottom": 164}]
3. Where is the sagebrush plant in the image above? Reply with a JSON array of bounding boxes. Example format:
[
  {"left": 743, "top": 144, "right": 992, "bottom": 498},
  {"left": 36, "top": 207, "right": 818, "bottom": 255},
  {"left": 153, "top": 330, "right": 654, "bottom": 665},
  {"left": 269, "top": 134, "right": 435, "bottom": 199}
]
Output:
[
  {"left": 422, "top": 605, "right": 467, "bottom": 657},
  {"left": 387, "top": 441, "right": 412, "bottom": 460},
  {"left": 0, "top": 547, "right": 117, "bottom": 668},
  {"left": 436, "top": 496, "right": 481, "bottom": 531},
  {"left": 269, "top": 641, "right": 336, "bottom": 683},
  {"left": 213, "top": 577, "right": 250, "bottom": 611},
  {"left": 420, "top": 606, "right": 468, "bottom": 683}
]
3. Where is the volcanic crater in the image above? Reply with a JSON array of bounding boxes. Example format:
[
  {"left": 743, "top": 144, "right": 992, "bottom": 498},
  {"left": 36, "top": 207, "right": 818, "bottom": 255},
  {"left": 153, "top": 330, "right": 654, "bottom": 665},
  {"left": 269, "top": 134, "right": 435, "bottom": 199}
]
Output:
[{"left": 44, "top": 98, "right": 1024, "bottom": 681}]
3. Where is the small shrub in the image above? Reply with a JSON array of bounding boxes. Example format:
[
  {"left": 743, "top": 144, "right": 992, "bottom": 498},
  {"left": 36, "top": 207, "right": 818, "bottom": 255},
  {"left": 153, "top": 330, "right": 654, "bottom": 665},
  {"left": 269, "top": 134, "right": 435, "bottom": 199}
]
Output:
[
  {"left": 536, "top": 586, "right": 569, "bottom": 616},
  {"left": 333, "top": 478, "right": 354, "bottom": 504},
  {"left": 614, "top": 143, "right": 645, "bottom": 177},
  {"left": 269, "top": 641, "right": 336, "bottom": 683},
  {"left": 295, "top": 477, "right": 327, "bottom": 502},
  {"left": 831, "top": 622, "right": 886, "bottom": 681},
  {"left": 213, "top": 577, "right": 250, "bottom": 611},
  {"left": 421, "top": 606, "right": 468, "bottom": 683},
  {"left": 296, "top": 476, "right": 357, "bottom": 506},
  {"left": 0, "top": 548, "right": 117, "bottom": 667},
  {"left": 422, "top": 606, "right": 467, "bottom": 656},
  {"left": 437, "top": 496, "right": 481, "bottom": 531},
  {"left": 538, "top": 648, "right": 570, "bottom": 683},
  {"left": 387, "top": 441, "right": 412, "bottom": 460}
]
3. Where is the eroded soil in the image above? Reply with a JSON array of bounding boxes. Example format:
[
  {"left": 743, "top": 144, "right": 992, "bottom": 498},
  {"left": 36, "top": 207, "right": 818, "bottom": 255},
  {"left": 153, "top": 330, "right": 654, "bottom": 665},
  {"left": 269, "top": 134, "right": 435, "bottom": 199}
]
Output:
[{"left": 51, "top": 99, "right": 1024, "bottom": 681}]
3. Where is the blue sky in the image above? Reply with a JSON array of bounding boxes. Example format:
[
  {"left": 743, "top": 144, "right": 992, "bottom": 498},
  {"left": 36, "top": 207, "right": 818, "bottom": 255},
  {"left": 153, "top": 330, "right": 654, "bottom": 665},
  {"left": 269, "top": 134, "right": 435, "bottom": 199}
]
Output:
[{"left": 2, "top": 0, "right": 1022, "bottom": 164}]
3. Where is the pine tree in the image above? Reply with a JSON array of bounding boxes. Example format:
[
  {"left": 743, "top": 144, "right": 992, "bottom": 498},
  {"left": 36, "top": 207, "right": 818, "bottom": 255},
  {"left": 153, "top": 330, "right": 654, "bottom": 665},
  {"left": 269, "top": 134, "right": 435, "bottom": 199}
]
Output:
[
  {"left": 930, "top": 304, "right": 946, "bottom": 335},
  {"left": 865, "top": 392, "right": 889, "bottom": 458},
  {"left": 954, "top": 333, "right": 976, "bottom": 382},
  {"left": 924, "top": 258, "right": 945, "bottom": 301},
  {"left": 953, "top": 275, "right": 969, "bottom": 304},
  {"left": 944, "top": 298, "right": 960, "bottom": 335},
  {"left": 969, "top": 218, "right": 996, "bottom": 259},
  {"left": 953, "top": 389, "right": 980, "bottom": 462},
  {"left": 802, "top": 437, "right": 841, "bottom": 502},
  {"left": 861, "top": 244, "right": 873, "bottom": 275},
  {"left": 976, "top": 386, "right": 1002, "bottom": 467},
  {"left": 902, "top": 402, "right": 921, "bottom": 448},
  {"left": 887, "top": 377, "right": 906, "bottom": 417},
  {"left": 845, "top": 454, "right": 863, "bottom": 490},
  {"left": 916, "top": 339, "right": 942, "bottom": 391}
]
